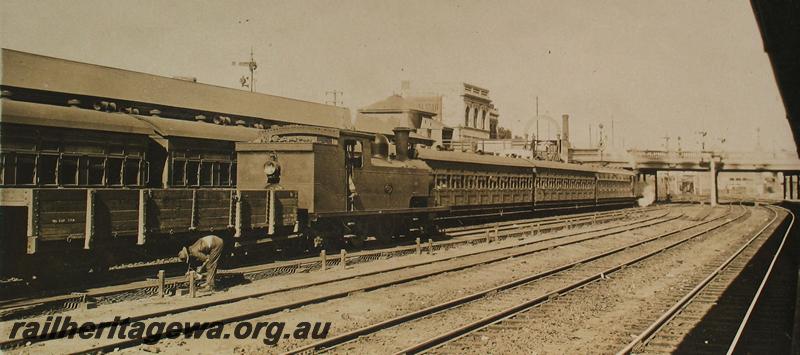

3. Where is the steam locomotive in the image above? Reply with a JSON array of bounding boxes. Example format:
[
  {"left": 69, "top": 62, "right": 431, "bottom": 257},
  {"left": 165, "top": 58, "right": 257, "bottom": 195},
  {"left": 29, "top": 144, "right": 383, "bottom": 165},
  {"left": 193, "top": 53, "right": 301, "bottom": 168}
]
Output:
[{"left": 0, "top": 97, "right": 636, "bottom": 278}]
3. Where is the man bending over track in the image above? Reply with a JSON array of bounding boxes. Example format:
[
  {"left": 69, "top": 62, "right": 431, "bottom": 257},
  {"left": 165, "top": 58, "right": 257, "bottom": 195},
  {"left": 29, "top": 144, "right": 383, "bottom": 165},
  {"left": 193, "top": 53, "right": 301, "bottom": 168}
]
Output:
[{"left": 178, "top": 235, "right": 224, "bottom": 292}]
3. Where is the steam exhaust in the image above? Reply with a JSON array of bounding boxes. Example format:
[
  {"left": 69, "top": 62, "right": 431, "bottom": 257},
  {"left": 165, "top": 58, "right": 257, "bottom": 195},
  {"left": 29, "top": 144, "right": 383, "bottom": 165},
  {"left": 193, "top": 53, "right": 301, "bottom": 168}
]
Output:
[{"left": 638, "top": 183, "right": 655, "bottom": 207}]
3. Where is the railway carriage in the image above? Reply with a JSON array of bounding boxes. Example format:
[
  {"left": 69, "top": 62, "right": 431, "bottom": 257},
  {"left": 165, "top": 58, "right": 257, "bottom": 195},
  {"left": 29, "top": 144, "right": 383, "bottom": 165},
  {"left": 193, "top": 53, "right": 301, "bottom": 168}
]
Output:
[
  {"left": 0, "top": 99, "right": 300, "bottom": 277},
  {"left": 419, "top": 149, "right": 535, "bottom": 218},
  {"left": 596, "top": 167, "right": 637, "bottom": 203},
  {"left": 530, "top": 162, "right": 599, "bottom": 211}
]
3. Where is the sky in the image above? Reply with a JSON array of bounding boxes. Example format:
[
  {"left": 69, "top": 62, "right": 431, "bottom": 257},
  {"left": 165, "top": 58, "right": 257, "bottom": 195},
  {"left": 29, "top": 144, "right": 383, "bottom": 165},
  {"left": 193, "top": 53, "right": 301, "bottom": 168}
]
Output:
[{"left": 1, "top": 0, "right": 794, "bottom": 153}]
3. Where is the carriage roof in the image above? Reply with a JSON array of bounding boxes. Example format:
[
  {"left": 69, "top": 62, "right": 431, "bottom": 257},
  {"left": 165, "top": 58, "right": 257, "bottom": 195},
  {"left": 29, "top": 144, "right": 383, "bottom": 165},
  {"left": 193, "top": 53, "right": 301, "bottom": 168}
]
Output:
[
  {"left": 1, "top": 99, "right": 154, "bottom": 135},
  {"left": 133, "top": 114, "right": 262, "bottom": 142},
  {"left": 416, "top": 147, "right": 633, "bottom": 176}
]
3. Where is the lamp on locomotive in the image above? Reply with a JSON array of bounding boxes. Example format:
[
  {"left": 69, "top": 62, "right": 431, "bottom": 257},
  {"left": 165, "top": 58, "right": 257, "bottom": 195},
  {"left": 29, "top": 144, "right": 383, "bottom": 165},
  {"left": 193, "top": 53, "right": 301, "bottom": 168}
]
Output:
[{"left": 264, "top": 152, "right": 281, "bottom": 184}]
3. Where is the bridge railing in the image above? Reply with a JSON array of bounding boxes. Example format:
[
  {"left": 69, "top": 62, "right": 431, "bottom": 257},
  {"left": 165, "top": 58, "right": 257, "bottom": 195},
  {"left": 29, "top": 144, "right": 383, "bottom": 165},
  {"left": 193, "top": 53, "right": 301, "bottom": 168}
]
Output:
[
  {"left": 628, "top": 150, "right": 710, "bottom": 162},
  {"left": 627, "top": 149, "right": 800, "bottom": 166}
]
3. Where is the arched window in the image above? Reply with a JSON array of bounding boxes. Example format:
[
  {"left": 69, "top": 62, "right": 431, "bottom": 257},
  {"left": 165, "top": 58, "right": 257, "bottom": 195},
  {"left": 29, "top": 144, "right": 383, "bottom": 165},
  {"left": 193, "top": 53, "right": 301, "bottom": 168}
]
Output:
[
  {"left": 465, "top": 107, "right": 470, "bottom": 126},
  {"left": 473, "top": 107, "right": 478, "bottom": 128},
  {"left": 482, "top": 110, "right": 487, "bottom": 129}
]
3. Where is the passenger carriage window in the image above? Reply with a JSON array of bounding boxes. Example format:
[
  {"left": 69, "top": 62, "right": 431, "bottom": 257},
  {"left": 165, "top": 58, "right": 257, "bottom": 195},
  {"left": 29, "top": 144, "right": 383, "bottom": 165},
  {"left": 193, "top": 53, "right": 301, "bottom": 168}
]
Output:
[
  {"left": 200, "top": 161, "right": 213, "bottom": 186},
  {"left": 106, "top": 158, "right": 123, "bottom": 186},
  {"left": 220, "top": 162, "right": 231, "bottom": 186},
  {"left": 186, "top": 161, "right": 200, "bottom": 186},
  {"left": 38, "top": 155, "right": 58, "bottom": 185},
  {"left": 212, "top": 162, "right": 221, "bottom": 186},
  {"left": 59, "top": 155, "right": 79, "bottom": 186},
  {"left": 88, "top": 157, "right": 105, "bottom": 185},
  {"left": 172, "top": 159, "right": 186, "bottom": 186},
  {"left": 123, "top": 158, "right": 141, "bottom": 186},
  {"left": 16, "top": 154, "right": 35, "bottom": 185},
  {"left": 78, "top": 157, "right": 88, "bottom": 185}
]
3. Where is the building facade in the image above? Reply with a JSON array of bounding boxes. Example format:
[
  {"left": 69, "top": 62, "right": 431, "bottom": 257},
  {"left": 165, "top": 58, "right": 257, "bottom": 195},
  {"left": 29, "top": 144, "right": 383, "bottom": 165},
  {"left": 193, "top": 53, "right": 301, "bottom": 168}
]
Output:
[
  {"left": 354, "top": 94, "right": 451, "bottom": 144},
  {"left": 400, "top": 81, "right": 499, "bottom": 143}
]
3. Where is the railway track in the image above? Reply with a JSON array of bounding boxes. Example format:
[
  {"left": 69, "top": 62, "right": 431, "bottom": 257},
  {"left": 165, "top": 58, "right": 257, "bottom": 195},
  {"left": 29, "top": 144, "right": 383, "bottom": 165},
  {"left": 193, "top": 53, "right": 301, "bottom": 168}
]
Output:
[
  {"left": 366, "top": 203, "right": 786, "bottom": 355},
  {"left": 0, "top": 205, "right": 684, "bottom": 352},
  {"left": 617, "top": 205, "right": 793, "bottom": 355},
  {"left": 278, "top": 204, "right": 740, "bottom": 354},
  {"left": 0, "top": 206, "right": 657, "bottom": 320}
]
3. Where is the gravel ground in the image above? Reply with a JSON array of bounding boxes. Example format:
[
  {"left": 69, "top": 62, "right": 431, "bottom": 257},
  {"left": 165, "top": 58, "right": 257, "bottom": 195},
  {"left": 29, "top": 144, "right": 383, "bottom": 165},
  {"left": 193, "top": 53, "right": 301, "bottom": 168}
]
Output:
[
  {"left": 102, "top": 206, "right": 705, "bottom": 354},
  {"left": 437, "top": 206, "right": 780, "bottom": 354},
  {"left": 335, "top": 208, "right": 734, "bottom": 354},
  {"left": 0, "top": 206, "right": 690, "bottom": 354}
]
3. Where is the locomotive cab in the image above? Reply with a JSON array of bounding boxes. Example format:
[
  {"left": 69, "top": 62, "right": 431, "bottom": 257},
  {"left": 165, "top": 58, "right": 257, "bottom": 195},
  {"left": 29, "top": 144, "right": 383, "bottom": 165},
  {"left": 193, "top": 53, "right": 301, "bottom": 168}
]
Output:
[{"left": 236, "top": 125, "right": 439, "bottom": 247}]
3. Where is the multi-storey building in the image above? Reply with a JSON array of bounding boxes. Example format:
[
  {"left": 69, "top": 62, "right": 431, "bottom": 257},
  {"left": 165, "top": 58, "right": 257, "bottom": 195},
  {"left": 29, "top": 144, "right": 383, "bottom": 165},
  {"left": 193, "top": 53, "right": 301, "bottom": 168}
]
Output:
[{"left": 400, "top": 81, "right": 499, "bottom": 142}]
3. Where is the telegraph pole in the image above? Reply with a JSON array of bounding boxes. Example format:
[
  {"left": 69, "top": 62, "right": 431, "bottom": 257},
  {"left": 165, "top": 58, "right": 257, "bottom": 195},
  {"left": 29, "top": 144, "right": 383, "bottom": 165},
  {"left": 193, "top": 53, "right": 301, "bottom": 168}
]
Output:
[
  {"left": 233, "top": 48, "right": 258, "bottom": 92},
  {"left": 695, "top": 131, "right": 708, "bottom": 151},
  {"left": 326, "top": 90, "right": 343, "bottom": 106},
  {"left": 535, "top": 96, "right": 539, "bottom": 147}
]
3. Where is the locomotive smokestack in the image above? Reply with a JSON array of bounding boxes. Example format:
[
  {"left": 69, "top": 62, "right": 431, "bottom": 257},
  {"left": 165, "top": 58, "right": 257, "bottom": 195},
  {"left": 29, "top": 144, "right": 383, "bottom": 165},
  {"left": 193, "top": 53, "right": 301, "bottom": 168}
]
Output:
[
  {"left": 393, "top": 127, "right": 413, "bottom": 162},
  {"left": 371, "top": 134, "right": 389, "bottom": 159}
]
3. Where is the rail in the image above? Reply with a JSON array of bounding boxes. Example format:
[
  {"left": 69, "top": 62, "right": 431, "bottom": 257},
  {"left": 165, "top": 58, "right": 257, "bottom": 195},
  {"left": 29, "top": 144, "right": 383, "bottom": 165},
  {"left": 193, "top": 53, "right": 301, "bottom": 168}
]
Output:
[
  {"left": 726, "top": 205, "right": 795, "bottom": 354},
  {"left": 616, "top": 204, "right": 781, "bottom": 354},
  {"left": 282, "top": 206, "right": 731, "bottom": 355}
]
